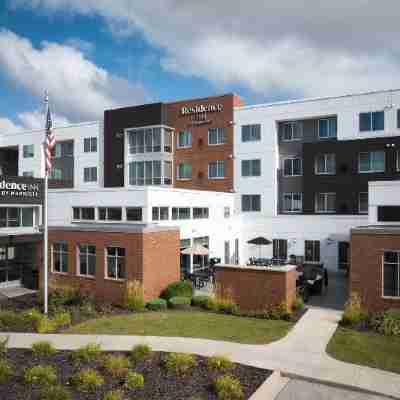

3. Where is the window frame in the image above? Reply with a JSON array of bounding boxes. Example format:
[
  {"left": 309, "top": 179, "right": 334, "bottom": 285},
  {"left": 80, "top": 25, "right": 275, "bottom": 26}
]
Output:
[
  {"left": 282, "top": 192, "right": 303, "bottom": 213},
  {"left": 171, "top": 207, "right": 191, "bottom": 220},
  {"left": 208, "top": 128, "right": 226, "bottom": 146},
  {"left": 315, "top": 192, "right": 336, "bottom": 213},
  {"left": 382, "top": 251, "right": 400, "bottom": 299},
  {"left": 105, "top": 246, "right": 126, "bottom": 281},
  {"left": 177, "top": 162, "right": 192, "bottom": 180},
  {"left": 241, "top": 159, "right": 261, "bottom": 177},
  {"left": 193, "top": 207, "right": 209, "bottom": 219},
  {"left": 152, "top": 206, "right": 169, "bottom": 221},
  {"left": 83, "top": 167, "right": 97, "bottom": 183},
  {"left": 98, "top": 207, "right": 122, "bottom": 221},
  {"left": 359, "top": 111, "right": 385, "bottom": 132},
  {"left": 305, "top": 240, "right": 321, "bottom": 262},
  {"left": 23, "top": 144, "right": 34, "bottom": 158},
  {"left": 241, "top": 194, "right": 261, "bottom": 212},
  {"left": 358, "top": 192, "right": 368, "bottom": 214},
  {"left": 283, "top": 157, "right": 303, "bottom": 177},
  {"left": 208, "top": 160, "right": 225, "bottom": 179},
  {"left": 77, "top": 244, "right": 96, "bottom": 278},
  {"left": 358, "top": 151, "right": 385, "bottom": 173},
  {"left": 318, "top": 117, "right": 337, "bottom": 139},
  {"left": 83, "top": 137, "right": 97, "bottom": 153},
  {"left": 241, "top": 124, "right": 261, "bottom": 142},
  {"left": 52, "top": 242, "right": 68, "bottom": 274},
  {"left": 177, "top": 130, "right": 192, "bottom": 149},
  {"left": 282, "top": 121, "right": 303, "bottom": 142},
  {"left": 126, "top": 207, "right": 143, "bottom": 222},
  {"left": 72, "top": 207, "right": 95, "bottom": 221},
  {"left": 315, "top": 153, "right": 336, "bottom": 175}
]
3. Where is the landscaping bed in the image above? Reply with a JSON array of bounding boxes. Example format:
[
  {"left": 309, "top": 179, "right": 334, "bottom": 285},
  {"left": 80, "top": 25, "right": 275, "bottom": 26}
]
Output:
[{"left": 0, "top": 344, "right": 271, "bottom": 400}]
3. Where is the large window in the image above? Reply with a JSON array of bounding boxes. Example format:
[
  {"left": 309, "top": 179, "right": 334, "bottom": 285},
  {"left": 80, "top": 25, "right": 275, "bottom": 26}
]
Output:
[
  {"left": 84, "top": 137, "right": 97, "bottom": 152},
  {"left": 305, "top": 240, "right": 320, "bottom": 262},
  {"left": 72, "top": 207, "right": 95, "bottom": 221},
  {"left": 208, "top": 160, "right": 225, "bottom": 179},
  {"left": 283, "top": 158, "right": 302, "bottom": 176},
  {"left": 208, "top": 128, "right": 226, "bottom": 145},
  {"left": 315, "top": 193, "right": 336, "bottom": 213},
  {"left": 193, "top": 207, "right": 209, "bottom": 219},
  {"left": 241, "top": 195, "right": 261, "bottom": 212},
  {"left": 273, "top": 239, "right": 287, "bottom": 260},
  {"left": 383, "top": 251, "right": 400, "bottom": 298},
  {"left": 98, "top": 207, "right": 122, "bottom": 221},
  {"left": 359, "top": 192, "right": 368, "bottom": 214},
  {"left": 23, "top": 144, "right": 34, "bottom": 158},
  {"left": 282, "top": 193, "right": 302, "bottom": 213},
  {"left": 49, "top": 167, "right": 62, "bottom": 180},
  {"left": 84, "top": 167, "right": 97, "bottom": 182},
  {"left": 106, "top": 247, "right": 125, "bottom": 280},
  {"left": 0, "top": 207, "right": 34, "bottom": 227},
  {"left": 126, "top": 207, "right": 142, "bottom": 222},
  {"left": 177, "top": 130, "right": 192, "bottom": 148},
  {"left": 129, "top": 160, "right": 162, "bottom": 185},
  {"left": 359, "top": 151, "right": 385, "bottom": 173},
  {"left": 315, "top": 154, "right": 336, "bottom": 175},
  {"left": 318, "top": 117, "right": 337, "bottom": 139},
  {"left": 78, "top": 244, "right": 96, "bottom": 277},
  {"left": 360, "top": 111, "right": 384, "bottom": 132},
  {"left": 128, "top": 128, "right": 162, "bottom": 153},
  {"left": 52, "top": 243, "right": 68, "bottom": 274},
  {"left": 241, "top": 159, "right": 261, "bottom": 177},
  {"left": 172, "top": 207, "right": 191, "bottom": 220},
  {"left": 54, "top": 141, "right": 73, "bottom": 158},
  {"left": 177, "top": 163, "right": 192, "bottom": 180},
  {"left": 242, "top": 124, "right": 261, "bottom": 142},
  {"left": 152, "top": 207, "right": 169, "bottom": 221},
  {"left": 282, "top": 122, "right": 302, "bottom": 141}
]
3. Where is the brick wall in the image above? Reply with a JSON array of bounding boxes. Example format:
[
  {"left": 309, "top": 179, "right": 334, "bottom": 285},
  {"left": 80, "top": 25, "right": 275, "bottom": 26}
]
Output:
[
  {"left": 351, "top": 231, "right": 400, "bottom": 312},
  {"left": 214, "top": 266, "right": 297, "bottom": 312}
]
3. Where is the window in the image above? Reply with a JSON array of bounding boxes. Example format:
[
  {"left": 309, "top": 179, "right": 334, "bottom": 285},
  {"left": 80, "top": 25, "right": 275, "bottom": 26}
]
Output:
[
  {"left": 283, "top": 158, "right": 302, "bottom": 176},
  {"left": 273, "top": 239, "right": 287, "bottom": 260},
  {"left": 177, "top": 163, "right": 192, "bottom": 180},
  {"left": 315, "top": 193, "right": 336, "bottom": 213},
  {"left": 84, "top": 137, "right": 97, "bottom": 152},
  {"left": 23, "top": 144, "right": 34, "bottom": 158},
  {"left": 72, "top": 207, "right": 95, "bottom": 221},
  {"left": 359, "top": 151, "right": 385, "bottom": 173},
  {"left": 305, "top": 240, "right": 320, "bottom": 262},
  {"left": 53, "top": 141, "right": 73, "bottom": 158},
  {"left": 383, "top": 251, "right": 400, "bottom": 298},
  {"left": 208, "top": 160, "right": 225, "bottom": 179},
  {"left": 128, "top": 128, "right": 162, "bottom": 153},
  {"left": 177, "top": 130, "right": 192, "bottom": 148},
  {"left": 282, "top": 193, "right": 303, "bottom": 213},
  {"left": 83, "top": 167, "right": 97, "bottom": 182},
  {"left": 224, "top": 207, "right": 230, "bottom": 218},
  {"left": 49, "top": 168, "right": 62, "bottom": 180},
  {"left": 318, "top": 117, "right": 337, "bottom": 139},
  {"left": 242, "top": 124, "right": 261, "bottom": 142},
  {"left": 282, "top": 122, "right": 302, "bottom": 141},
  {"left": 315, "top": 154, "right": 336, "bottom": 175},
  {"left": 152, "top": 207, "right": 169, "bottom": 221},
  {"left": 397, "top": 151, "right": 400, "bottom": 171},
  {"left": 78, "top": 244, "right": 96, "bottom": 277},
  {"left": 21, "top": 208, "right": 34, "bottom": 227},
  {"left": 106, "top": 247, "right": 125, "bottom": 280},
  {"left": 126, "top": 207, "right": 142, "bottom": 221},
  {"left": 241, "top": 159, "right": 261, "bottom": 177},
  {"left": 164, "top": 129, "right": 172, "bottom": 152},
  {"left": 241, "top": 195, "right": 261, "bottom": 212},
  {"left": 129, "top": 160, "right": 162, "bottom": 185},
  {"left": 164, "top": 161, "right": 172, "bottom": 185},
  {"left": 193, "top": 207, "right": 209, "bottom": 219},
  {"left": 359, "top": 192, "right": 368, "bottom": 214},
  {"left": 52, "top": 243, "right": 68, "bottom": 274},
  {"left": 0, "top": 207, "right": 34, "bottom": 228},
  {"left": 378, "top": 206, "right": 400, "bottom": 222},
  {"left": 360, "top": 111, "right": 384, "bottom": 132},
  {"left": 172, "top": 207, "right": 191, "bottom": 220},
  {"left": 22, "top": 171, "right": 34, "bottom": 177},
  {"left": 208, "top": 128, "right": 226, "bottom": 145},
  {"left": 98, "top": 207, "right": 122, "bottom": 221}
]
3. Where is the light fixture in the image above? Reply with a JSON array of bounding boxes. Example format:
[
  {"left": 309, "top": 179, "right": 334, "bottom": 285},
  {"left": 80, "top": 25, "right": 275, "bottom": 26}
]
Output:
[{"left": 326, "top": 237, "right": 335, "bottom": 245}]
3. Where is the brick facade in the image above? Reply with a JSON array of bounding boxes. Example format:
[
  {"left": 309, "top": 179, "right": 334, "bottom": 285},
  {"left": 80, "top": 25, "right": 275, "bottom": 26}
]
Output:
[
  {"left": 350, "top": 229, "right": 400, "bottom": 312},
  {"left": 39, "top": 227, "right": 180, "bottom": 305},
  {"left": 214, "top": 265, "right": 297, "bottom": 312}
]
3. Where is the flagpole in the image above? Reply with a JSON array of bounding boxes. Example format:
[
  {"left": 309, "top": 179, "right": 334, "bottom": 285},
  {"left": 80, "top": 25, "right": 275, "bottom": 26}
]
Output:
[{"left": 43, "top": 92, "right": 49, "bottom": 315}]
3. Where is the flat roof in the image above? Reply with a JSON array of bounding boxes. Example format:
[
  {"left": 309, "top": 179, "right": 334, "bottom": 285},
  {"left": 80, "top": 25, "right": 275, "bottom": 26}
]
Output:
[
  {"left": 49, "top": 223, "right": 179, "bottom": 234},
  {"left": 352, "top": 225, "right": 400, "bottom": 235}
]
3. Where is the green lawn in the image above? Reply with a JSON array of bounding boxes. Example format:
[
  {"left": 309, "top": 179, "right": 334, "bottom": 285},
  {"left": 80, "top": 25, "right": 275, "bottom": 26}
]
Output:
[
  {"left": 65, "top": 310, "right": 293, "bottom": 344},
  {"left": 327, "top": 327, "right": 400, "bottom": 374}
]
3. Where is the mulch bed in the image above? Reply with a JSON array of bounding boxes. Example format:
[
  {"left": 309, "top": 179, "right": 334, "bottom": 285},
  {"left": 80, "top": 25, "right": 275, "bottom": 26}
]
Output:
[{"left": 1, "top": 349, "right": 272, "bottom": 400}]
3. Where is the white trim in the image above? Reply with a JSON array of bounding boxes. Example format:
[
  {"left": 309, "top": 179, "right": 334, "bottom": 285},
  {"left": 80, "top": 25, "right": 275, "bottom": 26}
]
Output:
[
  {"left": 104, "top": 246, "right": 126, "bottom": 281},
  {"left": 76, "top": 244, "right": 96, "bottom": 278}
]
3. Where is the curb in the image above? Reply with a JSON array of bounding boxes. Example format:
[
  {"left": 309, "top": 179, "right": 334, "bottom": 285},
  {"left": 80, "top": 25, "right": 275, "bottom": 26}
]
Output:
[{"left": 249, "top": 370, "right": 289, "bottom": 400}]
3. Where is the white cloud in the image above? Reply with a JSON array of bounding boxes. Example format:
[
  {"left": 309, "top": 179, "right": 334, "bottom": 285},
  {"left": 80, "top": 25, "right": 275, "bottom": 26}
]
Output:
[{"left": 0, "top": 117, "right": 22, "bottom": 133}]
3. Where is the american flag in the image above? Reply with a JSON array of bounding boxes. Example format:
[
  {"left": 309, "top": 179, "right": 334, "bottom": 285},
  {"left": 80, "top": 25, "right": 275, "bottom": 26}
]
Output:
[{"left": 45, "top": 98, "right": 56, "bottom": 174}]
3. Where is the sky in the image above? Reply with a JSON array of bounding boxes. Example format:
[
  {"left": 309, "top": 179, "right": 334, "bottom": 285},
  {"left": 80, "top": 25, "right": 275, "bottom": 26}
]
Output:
[{"left": 0, "top": 1, "right": 399, "bottom": 132}]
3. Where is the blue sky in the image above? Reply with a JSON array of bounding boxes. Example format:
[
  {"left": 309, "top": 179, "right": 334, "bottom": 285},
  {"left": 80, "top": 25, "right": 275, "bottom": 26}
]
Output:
[{"left": 0, "top": 1, "right": 399, "bottom": 130}]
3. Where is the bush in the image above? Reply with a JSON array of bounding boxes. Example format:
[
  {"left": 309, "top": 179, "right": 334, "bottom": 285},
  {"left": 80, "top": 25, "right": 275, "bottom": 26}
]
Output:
[
  {"left": 207, "top": 355, "right": 234, "bottom": 372},
  {"left": 268, "top": 302, "right": 291, "bottom": 321},
  {"left": 125, "top": 371, "right": 144, "bottom": 390},
  {"left": 213, "top": 286, "right": 239, "bottom": 315},
  {"left": 131, "top": 344, "right": 152, "bottom": 364},
  {"left": 0, "top": 310, "right": 36, "bottom": 331},
  {"left": 32, "top": 341, "right": 56, "bottom": 357},
  {"left": 168, "top": 296, "right": 191, "bottom": 310},
  {"left": 40, "top": 385, "right": 72, "bottom": 400},
  {"left": 161, "top": 280, "right": 193, "bottom": 300},
  {"left": 53, "top": 311, "right": 72, "bottom": 329},
  {"left": 22, "top": 308, "right": 44, "bottom": 329},
  {"left": 0, "top": 337, "right": 8, "bottom": 356},
  {"left": 371, "top": 309, "right": 400, "bottom": 336},
  {"left": 36, "top": 316, "right": 56, "bottom": 334},
  {"left": 24, "top": 365, "right": 57, "bottom": 386},
  {"left": 71, "top": 343, "right": 102, "bottom": 364},
  {"left": 124, "top": 280, "right": 145, "bottom": 312},
  {"left": 103, "top": 390, "right": 124, "bottom": 400},
  {"left": 342, "top": 292, "right": 368, "bottom": 326},
  {"left": 47, "top": 283, "right": 83, "bottom": 308},
  {"left": 0, "top": 359, "right": 13, "bottom": 384},
  {"left": 146, "top": 298, "right": 167, "bottom": 311},
  {"left": 191, "top": 295, "right": 210, "bottom": 308},
  {"left": 103, "top": 354, "right": 130, "bottom": 378},
  {"left": 292, "top": 295, "right": 305, "bottom": 312},
  {"left": 72, "top": 368, "right": 104, "bottom": 392},
  {"left": 164, "top": 353, "right": 197, "bottom": 375},
  {"left": 205, "top": 297, "right": 219, "bottom": 312},
  {"left": 214, "top": 375, "right": 244, "bottom": 400}
]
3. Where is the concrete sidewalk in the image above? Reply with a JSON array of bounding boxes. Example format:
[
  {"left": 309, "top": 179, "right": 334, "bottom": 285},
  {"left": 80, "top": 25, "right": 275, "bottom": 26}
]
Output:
[{"left": 1, "top": 308, "right": 399, "bottom": 399}]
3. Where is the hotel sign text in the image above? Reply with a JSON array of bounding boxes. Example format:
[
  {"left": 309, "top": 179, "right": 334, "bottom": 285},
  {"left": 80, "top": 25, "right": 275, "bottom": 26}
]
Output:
[
  {"left": 181, "top": 104, "right": 223, "bottom": 116},
  {"left": 0, "top": 176, "right": 43, "bottom": 205}
]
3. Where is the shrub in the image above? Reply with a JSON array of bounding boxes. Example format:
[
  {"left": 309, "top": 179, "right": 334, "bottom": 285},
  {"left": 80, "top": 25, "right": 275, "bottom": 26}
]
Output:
[
  {"left": 103, "top": 354, "right": 130, "bottom": 378},
  {"left": 371, "top": 309, "right": 400, "bottom": 336},
  {"left": 24, "top": 365, "right": 57, "bottom": 386},
  {"left": 36, "top": 316, "right": 56, "bottom": 334},
  {"left": 342, "top": 292, "right": 368, "bottom": 326},
  {"left": 292, "top": 295, "right": 305, "bottom": 312},
  {"left": 22, "top": 308, "right": 44, "bottom": 328},
  {"left": 205, "top": 297, "right": 219, "bottom": 312},
  {"left": 214, "top": 375, "right": 244, "bottom": 400},
  {"left": 207, "top": 355, "right": 234, "bottom": 372},
  {"left": 191, "top": 295, "right": 210, "bottom": 308},
  {"left": 53, "top": 311, "right": 72, "bottom": 329},
  {"left": 0, "top": 310, "right": 34, "bottom": 331},
  {"left": 161, "top": 280, "right": 193, "bottom": 300},
  {"left": 48, "top": 283, "right": 83, "bottom": 308},
  {"left": 71, "top": 343, "right": 102, "bottom": 364},
  {"left": 164, "top": 353, "right": 197, "bottom": 375},
  {"left": 124, "top": 280, "right": 145, "bottom": 312},
  {"left": 125, "top": 371, "right": 144, "bottom": 390},
  {"left": 103, "top": 390, "right": 124, "bottom": 400},
  {"left": 213, "top": 286, "right": 239, "bottom": 315},
  {"left": 0, "top": 359, "right": 13, "bottom": 384},
  {"left": 268, "top": 302, "right": 291, "bottom": 321},
  {"left": 130, "top": 344, "right": 152, "bottom": 364},
  {"left": 72, "top": 368, "right": 104, "bottom": 392},
  {"left": 31, "top": 341, "right": 56, "bottom": 357},
  {"left": 146, "top": 298, "right": 167, "bottom": 311},
  {"left": 0, "top": 337, "right": 8, "bottom": 356},
  {"left": 168, "top": 296, "right": 191, "bottom": 309},
  {"left": 40, "top": 385, "right": 72, "bottom": 400}
]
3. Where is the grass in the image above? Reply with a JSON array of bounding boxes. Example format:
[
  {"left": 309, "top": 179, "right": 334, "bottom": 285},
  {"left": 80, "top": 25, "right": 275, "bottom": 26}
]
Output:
[
  {"left": 327, "top": 327, "right": 400, "bottom": 374},
  {"left": 65, "top": 310, "right": 292, "bottom": 345}
]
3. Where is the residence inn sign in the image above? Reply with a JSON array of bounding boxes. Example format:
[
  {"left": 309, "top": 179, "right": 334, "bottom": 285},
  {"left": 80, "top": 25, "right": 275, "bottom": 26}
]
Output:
[{"left": 0, "top": 176, "right": 43, "bottom": 205}]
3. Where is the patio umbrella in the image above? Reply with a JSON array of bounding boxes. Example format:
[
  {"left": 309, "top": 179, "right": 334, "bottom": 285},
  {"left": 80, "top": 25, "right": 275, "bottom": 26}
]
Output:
[
  {"left": 181, "top": 244, "right": 210, "bottom": 256},
  {"left": 247, "top": 237, "right": 272, "bottom": 258}
]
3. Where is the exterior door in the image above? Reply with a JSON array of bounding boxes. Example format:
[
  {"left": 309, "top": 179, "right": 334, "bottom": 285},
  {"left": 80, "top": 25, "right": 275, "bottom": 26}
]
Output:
[
  {"left": 0, "top": 246, "right": 21, "bottom": 288},
  {"left": 338, "top": 242, "right": 350, "bottom": 272}
]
